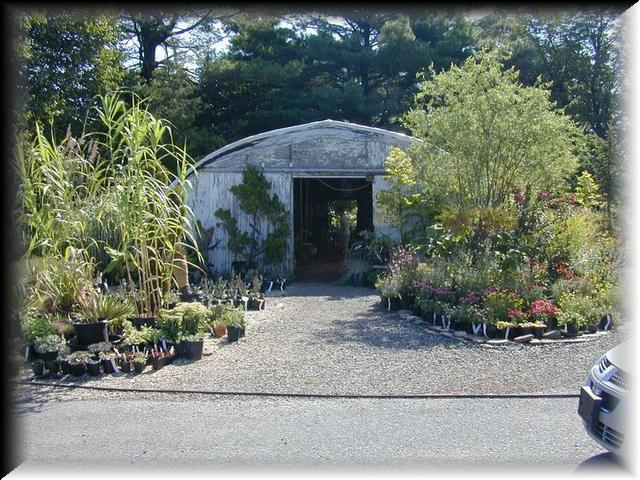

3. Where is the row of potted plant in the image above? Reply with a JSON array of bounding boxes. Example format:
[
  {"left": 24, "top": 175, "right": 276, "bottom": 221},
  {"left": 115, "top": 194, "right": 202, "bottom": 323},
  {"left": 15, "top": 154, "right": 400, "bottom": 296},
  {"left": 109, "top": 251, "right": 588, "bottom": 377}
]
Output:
[{"left": 26, "top": 300, "right": 248, "bottom": 378}]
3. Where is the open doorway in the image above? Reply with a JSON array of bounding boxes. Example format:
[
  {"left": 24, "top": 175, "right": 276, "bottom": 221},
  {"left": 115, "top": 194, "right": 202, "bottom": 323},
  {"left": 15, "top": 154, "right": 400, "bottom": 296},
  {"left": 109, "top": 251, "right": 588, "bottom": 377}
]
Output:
[{"left": 293, "top": 177, "right": 373, "bottom": 282}]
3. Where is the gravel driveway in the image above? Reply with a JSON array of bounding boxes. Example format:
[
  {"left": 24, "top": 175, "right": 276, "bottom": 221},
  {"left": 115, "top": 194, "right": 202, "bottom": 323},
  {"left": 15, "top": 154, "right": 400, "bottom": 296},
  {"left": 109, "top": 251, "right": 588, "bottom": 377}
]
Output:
[{"left": 14, "top": 282, "right": 629, "bottom": 399}]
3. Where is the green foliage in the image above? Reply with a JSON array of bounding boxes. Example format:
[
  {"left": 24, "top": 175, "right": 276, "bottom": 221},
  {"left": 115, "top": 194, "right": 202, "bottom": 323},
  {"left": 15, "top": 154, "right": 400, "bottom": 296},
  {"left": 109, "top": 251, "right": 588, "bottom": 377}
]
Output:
[
  {"left": 404, "top": 49, "right": 583, "bottom": 210},
  {"left": 216, "top": 165, "right": 290, "bottom": 270},
  {"left": 21, "top": 313, "right": 54, "bottom": 342},
  {"left": 220, "top": 307, "right": 245, "bottom": 328},
  {"left": 574, "top": 171, "right": 604, "bottom": 209},
  {"left": 171, "top": 302, "right": 211, "bottom": 336},
  {"left": 33, "top": 334, "right": 65, "bottom": 354},
  {"left": 484, "top": 290, "right": 523, "bottom": 324},
  {"left": 16, "top": 11, "right": 126, "bottom": 136},
  {"left": 121, "top": 320, "right": 158, "bottom": 346}
]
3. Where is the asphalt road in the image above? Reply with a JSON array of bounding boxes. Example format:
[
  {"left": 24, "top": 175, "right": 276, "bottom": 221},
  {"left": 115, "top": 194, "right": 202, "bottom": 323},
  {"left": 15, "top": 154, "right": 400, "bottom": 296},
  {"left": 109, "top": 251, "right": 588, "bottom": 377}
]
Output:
[{"left": 9, "top": 394, "right": 630, "bottom": 475}]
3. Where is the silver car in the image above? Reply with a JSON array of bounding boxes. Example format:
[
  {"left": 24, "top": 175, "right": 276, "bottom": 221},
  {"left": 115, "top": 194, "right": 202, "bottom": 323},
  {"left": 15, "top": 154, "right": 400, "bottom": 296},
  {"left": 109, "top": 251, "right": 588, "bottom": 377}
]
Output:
[{"left": 578, "top": 340, "right": 633, "bottom": 460}]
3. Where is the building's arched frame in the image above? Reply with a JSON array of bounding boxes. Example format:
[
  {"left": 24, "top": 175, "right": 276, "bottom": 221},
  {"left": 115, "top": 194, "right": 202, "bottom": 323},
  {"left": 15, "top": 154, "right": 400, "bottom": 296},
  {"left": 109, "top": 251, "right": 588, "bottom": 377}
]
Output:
[{"left": 186, "top": 119, "right": 418, "bottom": 276}]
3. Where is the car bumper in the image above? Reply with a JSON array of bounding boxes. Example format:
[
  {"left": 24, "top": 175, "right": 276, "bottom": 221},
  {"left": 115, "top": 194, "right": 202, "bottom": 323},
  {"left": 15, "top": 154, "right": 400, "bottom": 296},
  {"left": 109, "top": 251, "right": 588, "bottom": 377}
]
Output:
[{"left": 579, "top": 362, "right": 629, "bottom": 458}]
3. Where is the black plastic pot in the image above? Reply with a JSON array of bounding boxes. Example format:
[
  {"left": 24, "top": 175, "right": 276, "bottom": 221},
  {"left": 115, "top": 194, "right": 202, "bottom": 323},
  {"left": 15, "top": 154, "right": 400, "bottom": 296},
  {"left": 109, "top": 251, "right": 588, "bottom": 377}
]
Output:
[
  {"left": 38, "top": 351, "right": 59, "bottom": 362},
  {"left": 120, "top": 361, "right": 131, "bottom": 373},
  {"left": 584, "top": 323, "right": 598, "bottom": 334},
  {"left": 517, "top": 326, "right": 533, "bottom": 337},
  {"left": 227, "top": 326, "right": 241, "bottom": 343},
  {"left": 69, "top": 362, "right": 86, "bottom": 377},
  {"left": 545, "top": 317, "right": 558, "bottom": 331},
  {"left": 45, "top": 360, "right": 59, "bottom": 375},
  {"left": 151, "top": 356, "right": 165, "bottom": 371},
  {"left": 564, "top": 323, "right": 579, "bottom": 337},
  {"left": 182, "top": 339, "right": 204, "bottom": 360},
  {"left": 599, "top": 315, "right": 613, "bottom": 331},
  {"left": 101, "top": 358, "right": 117, "bottom": 374},
  {"left": 131, "top": 317, "right": 157, "bottom": 329},
  {"left": 58, "top": 359, "right": 71, "bottom": 375},
  {"left": 382, "top": 296, "right": 402, "bottom": 311},
  {"left": 531, "top": 325, "right": 546, "bottom": 340},
  {"left": 248, "top": 298, "right": 265, "bottom": 311},
  {"left": 400, "top": 295, "right": 415, "bottom": 311},
  {"left": 133, "top": 361, "right": 146, "bottom": 374},
  {"left": 483, "top": 323, "right": 497, "bottom": 338},
  {"left": 86, "top": 361, "right": 101, "bottom": 376},
  {"left": 30, "top": 361, "right": 44, "bottom": 377},
  {"left": 73, "top": 320, "right": 109, "bottom": 346}
]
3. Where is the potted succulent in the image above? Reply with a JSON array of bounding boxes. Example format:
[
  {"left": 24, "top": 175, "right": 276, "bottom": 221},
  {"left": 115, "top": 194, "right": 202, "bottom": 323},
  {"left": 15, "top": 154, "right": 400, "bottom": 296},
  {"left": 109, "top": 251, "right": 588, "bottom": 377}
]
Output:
[
  {"left": 211, "top": 277, "right": 230, "bottom": 305},
  {"left": 210, "top": 304, "right": 227, "bottom": 337},
  {"left": 68, "top": 351, "right": 90, "bottom": 376},
  {"left": 222, "top": 308, "right": 245, "bottom": 343},
  {"left": 75, "top": 292, "right": 115, "bottom": 346},
  {"left": 229, "top": 274, "right": 249, "bottom": 310},
  {"left": 132, "top": 352, "right": 147, "bottom": 373}
]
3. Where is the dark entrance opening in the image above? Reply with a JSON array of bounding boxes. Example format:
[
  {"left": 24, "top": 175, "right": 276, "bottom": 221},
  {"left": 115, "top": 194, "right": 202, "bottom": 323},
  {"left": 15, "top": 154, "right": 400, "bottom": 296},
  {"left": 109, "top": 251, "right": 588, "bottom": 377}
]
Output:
[{"left": 293, "top": 177, "right": 373, "bottom": 282}]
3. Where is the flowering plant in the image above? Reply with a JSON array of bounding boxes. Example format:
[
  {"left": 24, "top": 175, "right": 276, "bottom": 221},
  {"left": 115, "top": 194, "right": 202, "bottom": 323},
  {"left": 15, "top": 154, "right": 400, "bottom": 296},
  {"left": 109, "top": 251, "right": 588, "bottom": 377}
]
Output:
[
  {"left": 528, "top": 299, "right": 558, "bottom": 322},
  {"left": 507, "top": 308, "right": 527, "bottom": 324}
]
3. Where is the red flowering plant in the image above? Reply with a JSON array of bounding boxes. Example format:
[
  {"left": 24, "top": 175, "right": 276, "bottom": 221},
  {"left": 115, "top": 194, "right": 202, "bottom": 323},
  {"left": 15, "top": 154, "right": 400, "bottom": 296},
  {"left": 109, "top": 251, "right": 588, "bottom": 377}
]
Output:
[{"left": 528, "top": 299, "right": 558, "bottom": 324}]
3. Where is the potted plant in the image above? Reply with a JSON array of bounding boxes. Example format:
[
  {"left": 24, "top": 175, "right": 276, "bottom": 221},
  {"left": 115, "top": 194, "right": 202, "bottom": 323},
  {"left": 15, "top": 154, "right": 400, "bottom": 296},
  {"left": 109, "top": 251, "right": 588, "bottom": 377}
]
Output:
[
  {"left": 172, "top": 302, "right": 210, "bottom": 359},
  {"left": 56, "top": 347, "right": 72, "bottom": 375},
  {"left": 556, "top": 310, "right": 585, "bottom": 338},
  {"left": 30, "top": 358, "right": 44, "bottom": 378},
  {"left": 247, "top": 276, "right": 265, "bottom": 311},
  {"left": 74, "top": 293, "right": 111, "bottom": 347},
  {"left": 119, "top": 352, "right": 132, "bottom": 373},
  {"left": 150, "top": 349, "right": 166, "bottom": 370},
  {"left": 99, "top": 351, "right": 118, "bottom": 374},
  {"left": 121, "top": 320, "right": 157, "bottom": 352},
  {"left": 495, "top": 321, "right": 518, "bottom": 340},
  {"left": 156, "top": 310, "right": 183, "bottom": 356},
  {"left": 132, "top": 352, "right": 147, "bottom": 374},
  {"left": 181, "top": 334, "right": 205, "bottom": 360},
  {"left": 68, "top": 351, "right": 90, "bottom": 376},
  {"left": 85, "top": 357, "right": 102, "bottom": 376},
  {"left": 222, "top": 308, "right": 245, "bottom": 343},
  {"left": 528, "top": 299, "right": 558, "bottom": 333},
  {"left": 33, "top": 334, "right": 65, "bottom": 362},
  {"left": 211, "top": 277, "right": 230, "bottom": 305},
  {"left": 87, "top": 341, "right": 113, "bottom": 359},
  {"left": 375, "top": 274, "right": 402, "bottom": 311},
  {"left": 210, "top": 304, "right": 227, "bottom": 337}
]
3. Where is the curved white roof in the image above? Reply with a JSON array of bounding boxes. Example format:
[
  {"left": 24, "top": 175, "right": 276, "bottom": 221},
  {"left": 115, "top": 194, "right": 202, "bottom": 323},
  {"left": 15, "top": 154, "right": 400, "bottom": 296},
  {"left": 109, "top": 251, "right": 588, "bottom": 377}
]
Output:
[{"left": 186, "top": 119, "right": 418, "bottom": 177}]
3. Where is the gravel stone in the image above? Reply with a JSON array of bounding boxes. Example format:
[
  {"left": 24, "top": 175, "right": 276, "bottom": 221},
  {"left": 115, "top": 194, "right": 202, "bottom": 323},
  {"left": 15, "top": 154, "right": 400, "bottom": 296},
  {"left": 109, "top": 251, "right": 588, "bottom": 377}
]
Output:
[
  {"left": 13, "top": 283, "right": 629, "bottom": 403},
  {"left": 397, "top": 310, "right": 412, "bottom": 319}
]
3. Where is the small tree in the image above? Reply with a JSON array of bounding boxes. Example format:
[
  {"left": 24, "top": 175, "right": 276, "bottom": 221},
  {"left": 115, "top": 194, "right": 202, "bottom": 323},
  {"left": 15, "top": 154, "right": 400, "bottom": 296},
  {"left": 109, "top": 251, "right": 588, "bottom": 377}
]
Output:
[
  {"left": 215, "top": 165, "right": 290, "bottom": 271},
  {"left": 403, "top": 49, "right": 584, "bottom": 211}
]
